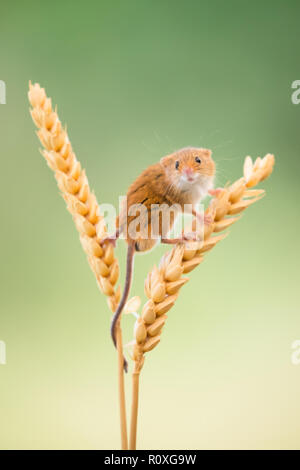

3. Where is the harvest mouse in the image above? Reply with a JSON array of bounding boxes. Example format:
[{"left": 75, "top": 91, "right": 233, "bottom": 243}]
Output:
[{"left": 102, "top": 147, "right": 218, "bottom": 370}]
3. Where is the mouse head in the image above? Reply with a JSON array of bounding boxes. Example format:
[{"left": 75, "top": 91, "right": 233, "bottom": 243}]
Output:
[{"left": 160, "top": 147, "right": 215, "bottom": 187}]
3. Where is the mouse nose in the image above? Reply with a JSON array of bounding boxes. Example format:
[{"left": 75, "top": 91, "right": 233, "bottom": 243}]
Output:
[{"left": 183, "top": 167, "right": 195, "bottom": 181}]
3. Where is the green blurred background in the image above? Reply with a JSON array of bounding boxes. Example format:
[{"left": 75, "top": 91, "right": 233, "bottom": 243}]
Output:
[{"left": 0, "top": 0, "right": 299, "bottom": 450}]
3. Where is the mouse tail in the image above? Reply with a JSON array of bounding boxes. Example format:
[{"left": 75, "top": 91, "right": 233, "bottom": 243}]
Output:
[{"left": 110, "top": 241, "right": 135, "bottom": 372}]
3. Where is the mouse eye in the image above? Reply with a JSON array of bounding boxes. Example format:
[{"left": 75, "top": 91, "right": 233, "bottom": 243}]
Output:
[
  {"left": 195, "top": 156, "right": 201, "bottom": 164},
  {"left": 175, "top": 161, "right": 180, "bottom": 170}
]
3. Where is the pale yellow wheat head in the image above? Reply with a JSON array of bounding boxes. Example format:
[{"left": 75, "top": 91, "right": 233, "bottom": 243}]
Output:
[{"left": 28, "top": 82, "right": 121, "bottom": 313}]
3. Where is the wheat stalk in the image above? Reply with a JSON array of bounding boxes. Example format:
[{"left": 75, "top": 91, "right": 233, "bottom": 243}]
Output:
[
  {"left": 128, "top": 152, "right": 275, "bottom": 449},
  {"left": 28, "top": 82, "right": 128, "bottom": 449}
]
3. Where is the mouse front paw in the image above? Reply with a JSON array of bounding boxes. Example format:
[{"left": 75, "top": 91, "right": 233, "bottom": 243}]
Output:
[
  {"left": 182, "top": 231, "right": 203, "bottom": 242},
  {"left": 100, "top": 235, "right": 117, "bottom": 248},
  {"left": 208, "top": 187, "right": 223, "bottom": 197},
  {"left": 204, "top": 214, "right": 213, "bottom": 225}
]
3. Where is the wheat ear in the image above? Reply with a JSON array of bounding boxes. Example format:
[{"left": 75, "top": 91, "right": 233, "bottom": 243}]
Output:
[
  {"left": 28, "top": 82, "right": 128, "bottom": 449},
  {"left": 128, "top": 152, "right": 274, "bottom": 449}
]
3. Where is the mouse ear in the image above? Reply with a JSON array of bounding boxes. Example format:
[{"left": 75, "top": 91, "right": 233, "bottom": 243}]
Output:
[
  {"left": 160, "top": 154, "right": 173, "bottom": 168},
  {"left": 202, "top": 148, "right": 212, "bottom": 158}
]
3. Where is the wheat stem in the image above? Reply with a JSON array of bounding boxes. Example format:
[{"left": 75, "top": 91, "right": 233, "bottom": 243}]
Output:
[
  {"left": 129, "top": 363, "right": 141, "bottom": 450},
  {"left": 116, "top": 321, "right": 128, "bottom": 450}
]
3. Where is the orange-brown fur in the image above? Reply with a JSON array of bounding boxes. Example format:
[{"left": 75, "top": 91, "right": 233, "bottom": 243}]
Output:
[
  {"left": 118, "top": 147, "right": 215, "bottom": 251},
  {"left": 110, "top": 147, "right": 216, "bottom": 365}
]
